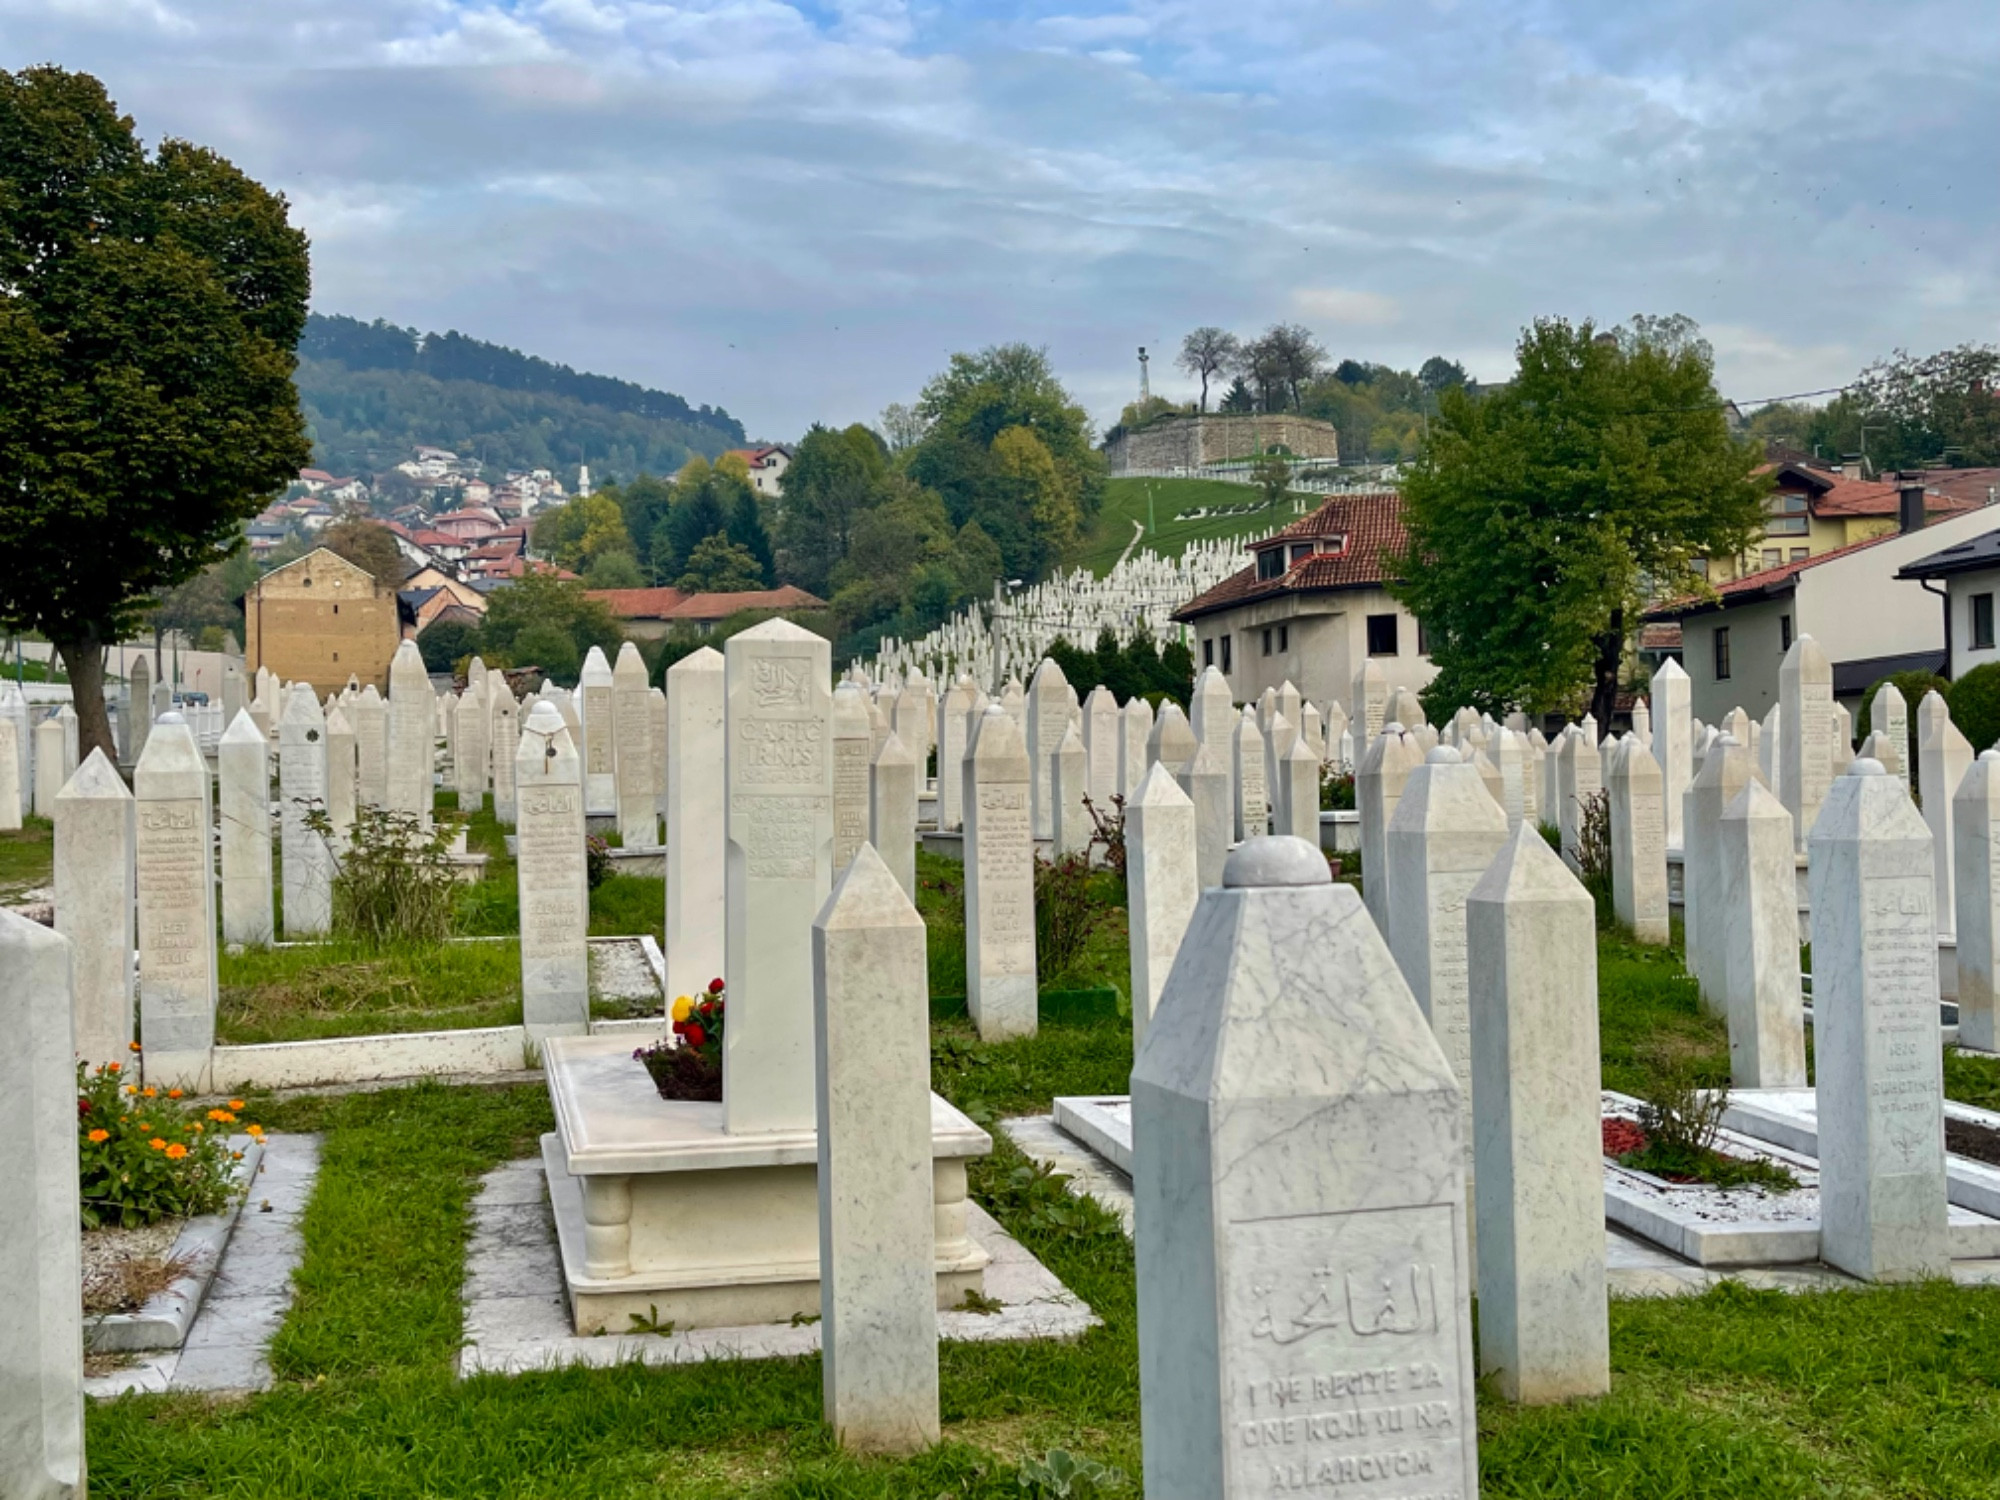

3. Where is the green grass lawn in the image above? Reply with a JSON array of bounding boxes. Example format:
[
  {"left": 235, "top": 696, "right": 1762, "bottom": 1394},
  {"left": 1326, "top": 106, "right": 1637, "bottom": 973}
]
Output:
[
  {"left": 0, "top": 814, "right": 54, "bottom": 901},
  {"left": 1065, "top": 476, "right": 1307, "bottom": 576},
  {"left": 215, "top": 938, "right": 525, "bottom": 1045}
]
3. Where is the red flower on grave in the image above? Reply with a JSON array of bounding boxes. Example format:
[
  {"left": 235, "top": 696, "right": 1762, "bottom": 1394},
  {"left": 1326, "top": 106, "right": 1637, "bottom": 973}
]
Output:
[
  {"left": 683, "top": 1023, "right": 707, "bottom": 1049},
  {"left": 708, "top": 977, "right": 724, "bottom": 994}
]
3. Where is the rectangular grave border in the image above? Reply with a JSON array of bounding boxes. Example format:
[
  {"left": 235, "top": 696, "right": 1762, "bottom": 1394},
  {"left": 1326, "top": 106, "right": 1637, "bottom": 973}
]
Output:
[{"left": 84, "top": 1138, "right": 264, "bottom": 1354}]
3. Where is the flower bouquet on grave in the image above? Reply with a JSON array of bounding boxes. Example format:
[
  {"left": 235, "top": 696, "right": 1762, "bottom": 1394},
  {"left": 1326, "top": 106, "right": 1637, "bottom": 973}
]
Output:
[
  {"left": 634, "top": 978, "right": 726, "bottom": 1101},
  {"left": 76, "top": 1047, "right": 263, "bottom": 1229}
]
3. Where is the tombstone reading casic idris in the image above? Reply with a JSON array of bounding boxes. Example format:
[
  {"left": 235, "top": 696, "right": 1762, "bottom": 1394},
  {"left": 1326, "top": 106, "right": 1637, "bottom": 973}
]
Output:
[
  {"left": 218, "top": 710, "right": 275, "bottom": 948},
  {"left": 1125, "top": 761, "right": 1197, "bottom": 1049},
  {"left": 1809, "top": 758, "right": 1951, "bottom": 1283},
  {"left": 665, "top": 648, "right": 727, "bottom": 1003},
  {"left": 1133, "top": 837, "right": 1478, "bottom": 1500},
  {"left": 870, "top": 730, "right": 920, "bottom": 901},
  {"left": 55, "top": 748, "right": 136, "bottom": 1069},
  {"left": 813, "top": 844, "right": 941, "bottom": 1456},
  {"left": 724, "top": 621, "right": 836, "bottom": 1133},
  {"left": 963, "top": 705, "right": 1037, "bottom": 1042},
  {"left": 613, "top": 642, "right": 657, "bottom": 847},
  {"left": 1719, "top": 780, "right": 1808, "bottom": 1089},
  {"left": 515, "top": 700, "right": 591, "bottom": 1041},
  {"left": 831, "top": 682, "right": 874, "bottom": 877},
  {"left": 0, "top": 909, "right": 86, "bottom": 1500},
  {"left": 135, "top": 713, "right": 218, "bottom": 1092},
  {"left": 1466, "top": 823, "right": 1610, "bottom": 1405},
  {"left": 279, "top": 685, "right": 333, "bottom": 938}
]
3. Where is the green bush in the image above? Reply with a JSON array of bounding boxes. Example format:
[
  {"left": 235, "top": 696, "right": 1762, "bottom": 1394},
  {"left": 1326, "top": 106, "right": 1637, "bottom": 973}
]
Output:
[
  {"left": 77, "top": 1058, "right": 260, "bottom": 1228},
  {"left": 307, "top": 805, "right": 463, "bottom": 946},
  {"left": 418, "top": 619, "right": 481, "bottom": 674},
  {"left": 1949, "top": 662, "right": 2000, "bottom": 756}
]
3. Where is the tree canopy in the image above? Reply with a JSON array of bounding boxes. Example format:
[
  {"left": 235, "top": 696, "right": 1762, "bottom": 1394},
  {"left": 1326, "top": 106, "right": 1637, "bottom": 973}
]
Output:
[
  {"left": 1389, "top": 315, "right": 1767, "bottom": 723},
  {"left": 0, "top": 65, "right": 312, "bottom": 757},
  {"left": 1744, "top": 343, "right": 2000, "bottom": 470},
  {"left": 474, "top": 572, "right": 624, "bottom": 687},
  {"left": 320, "top": 517, "right": 408, "bottom": 586}
]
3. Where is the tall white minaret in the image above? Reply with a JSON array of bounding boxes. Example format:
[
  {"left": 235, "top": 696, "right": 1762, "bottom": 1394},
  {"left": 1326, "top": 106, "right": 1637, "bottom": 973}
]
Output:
[
  {"left": 577, "top": 463, "right": 592, "bottom": 498},
  {"left": 1138, "top": 346, "right": 1150, "bottom": 403}
]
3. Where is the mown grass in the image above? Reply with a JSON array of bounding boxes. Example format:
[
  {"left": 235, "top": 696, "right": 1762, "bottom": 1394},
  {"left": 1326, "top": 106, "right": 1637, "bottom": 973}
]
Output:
[
  {"left": 0, "top": 813, "right": 53, "bottom": 899},
  {"left": 216, "top": 938, "right": 524, "bottom": 1045},
  {"left": 1066, "top": 476, "right": 1306, "bottom": 576},
  {"left": 914, "top": 849, "right": 1132, "bottom": 1012}
]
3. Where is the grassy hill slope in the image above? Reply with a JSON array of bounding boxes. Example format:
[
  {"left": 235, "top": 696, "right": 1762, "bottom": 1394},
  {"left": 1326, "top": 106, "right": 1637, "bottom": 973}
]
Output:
[{"left": 1066, "top": 476, "right": 1305, "bottom": 576}]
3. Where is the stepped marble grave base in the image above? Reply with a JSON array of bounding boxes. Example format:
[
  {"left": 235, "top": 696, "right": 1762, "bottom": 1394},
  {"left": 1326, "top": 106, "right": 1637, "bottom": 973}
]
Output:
[
  {"left": 544, "top": 1035, "right": 994, "bottom": 1333},
  {"left": 1721, "top": 1088, "right": 2000, "bottom": 1220},
  {"left": 1051, "top": 1091, "right": 2000, "bottom": 1269}
]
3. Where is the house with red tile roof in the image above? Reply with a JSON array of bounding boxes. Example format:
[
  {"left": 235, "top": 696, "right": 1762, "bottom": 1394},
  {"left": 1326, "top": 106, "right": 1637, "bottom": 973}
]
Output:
[
  {"left": 1169, "top": 492, "right": 1435, "bottom": 709},
  {"left": 724, "top": 445, "right": 792, "bottom": 496},
  {"left": 1704, "top": 461, "right": 1985, "bottom": 585},
  {"left": 1647, "top": 483, "right": 2000, "bottom": 723},
  {"left": 587, "top": 582, "right": 827, "bottom": 639}
]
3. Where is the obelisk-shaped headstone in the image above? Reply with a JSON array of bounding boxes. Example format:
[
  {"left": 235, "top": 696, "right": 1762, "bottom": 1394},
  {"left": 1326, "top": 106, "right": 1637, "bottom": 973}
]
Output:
[
  {"left": 1276, "top": 729, "right": 1320, "bottom": 844},
  {"left": 387, "top": 640, "right": 433, "bottom": 827},
  {"left": 1684, "top": 732, "right": 1754, "bottom": 1012},
  {"left": 0, "top": 719, "right": 18, "bottom": 831},
  {"left": 650, "top": 685, "right": 669, "bottom": 822},
  {"left": 1177, "top": 735, "right": 1232, "bottom": 891},
  {"left": 0, "top": 909, "right": 86, "bottom": 1500},
  {"left": 1466, "top": 823, "right": 1609, "bottom": 1404},
  {"left": 1919, "top": 695, "right": 1973, "bottom": 938},
  {"left": 1147, "top": 702, "right": 1197, "bottom": 778},
  {"left": 1956, "top": 751, "right": 2000, "bottom": 1053},
  {"left": 1125, "top": 762, "right": 1196, "bottom": 1048},
  {"left": 1119, "top": 695, "right": 1154, "bottom": 797},
  {"left": 455, "top": 679, "right": 489, "bottom": 813},
  {"left": 55, "top": 748, "right": 136, "bottom": 1068},
  {"left": 936, "top": 677, "right": 972, "bottom": 830},
  {"left": 831, "top": 682, "right": 874, "bottom": 877},
  {"left": 1780, "top": 635, "right": 1834, "bottom": 850},
  {"left": 578, "top": 645, "right": 617, "bottom": 817},
  {"left": 1356, "top": 723, "right": 1421, "bottom": 936},
  {"left": 1025, "top": 657, "right": 1070, "bottom": 841},
  {"left": 1608, "top": 736, "right": 1670, "bottom": 943},
  {"left": 1231, "top": 708, "right": 1267, "bottom": 844},
  {"left": 1351, "top": 658, "right": 1387, "bottom": 743},
  {"left": 724, "top": 621, "right": 835, "bottom": 1132},
  {"left": 326, "top": 703, "right": 358, "bottom": 853},
  {"left": 353, "top": 684, "right": 388, "bottom": 809},
  {"left": 963, "top": 706, "right": 1037, "bottom": 1041},
  {"left": 1133, "top": 837, "right": 1477, "bottom": 1500},
  {"left": 1870, "top": 681, "right": 1910, "bottom": 793},
  {"left": 870, "top": 731, "right": 920, "bottom": 900},
  {"left": 1719, "top": 779, "right": 1808, "bottom": 1088},
  {"left": 612, "top": 642, "right": 656, "bottom": 845},
  {"left": 814, "top": 844, "right": 940, "bottom": 1455},
  {"left": 1810, "top": 758, "right": 1950, "bottom": 1283},
  {"left": 279, "top": 685, "right": 333, "bottom": 938},
  {"left": 490, "top": 681, "right": 520, "bottom": 826},
  {"left": 127, "top": 653, "right": 153, "bottom": 765},
  {"left": 1082, "top": 686, "right": 1119, "bottom": 807},
  {"left": 665, "top": 647, "right": 726, "bottom": 1004},
  {"left": 136, "top": 713, "right": 217, "bottom": 1091},
  {"left": 1051, "top": 723, "right": 1091, "bottom": 857},
  {"left": 218, "top": 710, "right": 274, "bottom": 948},
  {"left": 515, "top": 701, "right": 590, "bottom": 1040},
  {"left": 32, "top": 714, "right": 64, "bottom": 820},
  {"left": 1652, "top": 658, "right": 1691, "bottom": 848}
]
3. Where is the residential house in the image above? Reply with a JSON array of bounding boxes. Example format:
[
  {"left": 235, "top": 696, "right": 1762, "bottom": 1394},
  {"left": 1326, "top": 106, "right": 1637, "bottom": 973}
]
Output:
[
  {"left": 1896, "top": 523, "right": 2000, "bottom": 683},
  {"left": 1168, "top": 491, "right": 1435, "bottom": 710},
  {"left": 243, "top": 548, "right": 413, "bottom": 693},
  {"left": 432, "top": 507, "right": 504, "bottom": 543},
  {"left": 727, "top": 446, "right": 792, "bottom": 496},
  {"left": 1704, "top": 459, "right": 1984, "bottom": 585},
  {"left": 588, "top": 583, "right": 828, "bottom": 640},
  {"left": 1646, "top": 486, "right": 2000, "bottom": 724},
  {"left": 296, "top": 468, "right": 336, "bottom": 493}
]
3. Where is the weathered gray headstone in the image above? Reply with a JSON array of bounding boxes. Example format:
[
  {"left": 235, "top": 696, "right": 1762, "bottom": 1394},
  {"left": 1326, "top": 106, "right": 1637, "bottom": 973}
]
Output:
[
  {"left": 515, "top": 700, "right": 590, "bottom": 1040},
  {"left": 218, "top": 710, "right": 274, "bottom": 948},
  {"left": 1466, "top": 823, "right": 1609, "bottom": 1404},
  {"left": 136, "top": 713, "right": 217, "bottom": 1091},
  {"left": 0, "top": 909, "right": 85, "bottom": 1500},
  {"left": 963, "top": 706, "right": 1037, "bottom": 1041},
  {"left": 1125, "top": 761, "right": 1196, "bottom": 1048},
  {"left": 1809, "top": 758, "right": 1950, "bottom": 1283},
  {"left": 665, "top": 647, "right": 726, "bottom": 1004},
  {"left": 724, "top": 621, "right": 834, "bottom": 1132},
  {"left": 1133, "top": 836, "right": 1477, "bottom": 1499},
  {"left": 814, "top": 843, "right": 940, "bottom": 1455},
  {"left": 55, "top": 749, "right": 135, "bottom": 1068},
  {"left": 1719, "top": 779, "right": 1807, "bottom": 1088}
]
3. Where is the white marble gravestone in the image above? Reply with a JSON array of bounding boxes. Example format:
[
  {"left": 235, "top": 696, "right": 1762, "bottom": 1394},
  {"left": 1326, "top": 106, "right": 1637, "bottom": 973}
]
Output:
[
  {"left": 455, "top": 679, "right": 489, "bottom": 813},
  {"left": 135, "top": 714, "right": 218, "bottom": 1091},
  {"left": 1870, "top": 681, "right": 1910, "bottom": 794},
  {"left": 387, "top": 640, "right": 433, "bottom": 827},
  {"left": 0, "top": 909, "right": 85, "bottom": 1500},
  {"left": 353, "top": 683, "right": 388, "bottom": 809},
  {"left": 1190, "top": 665, "right": 1234, "bottom": 753},
  {"left": 1779, "top": 635, "right": 1834, "bottom": 851},
  {"left": 1957, "top": 751, "right": 2000, "bottom": 1053},
  {"left": 1684, "top": 732, "right": 1754, "bottom": 1013},
  {"left": 1356, "top": 724, "right": 1421, "bottom": 937},
  {"left": 491, "top": 681, "right": 520, "bottom": 827},
  {"left": 1026, "top": 657, "right": 1071, "bottom": 841},
  {"left": 218, "top": 710, "right": 274, "bottom": 948},
  {"left": 1607, "top": 736, "right": 1670, "bottom": 943},
  {"left": 1919, "top": 698, "right": 1973, "bottom": 938},
  {"left": 724, "top": 621, "right": 835, "bottom": 1133},
  {"left": 870, "top": 731, "right": 920, "bottom": 901},
  {"left": 1133, "top": 837, "right": 1477, "bottom": 1499},
  {"left": 1231, "top": 709, "right": 1267, "bottom": 844},
  {"left": 1125, "top": 762, "right": 1196, "bottom": 1049},
  {"left": 1148, "top": 702, "right": 1198, "bottom": 779},
  {"left": 963, "top": 706, "right": 1037, "bottom": 1041},
  {"left": 1351, "top": 658, "right": 1387, "bottom": 744},
  {"left": 1651, "top": 658, "right": 1692, "bottom": 848},
  {"left": 579, "top": 645, "right": 618, "bottom": 817},
  {"left": 665, "top": 647, "right": 727, "bottom": 1004},
  {"left": 1466, "top": 823, "right": 1609, "bottom": 1404},
  {"left": 613, "top": 642, "right": 657, "bottom": 846},
  {"left": 1276, "top": 731, "right": 1320, "bottom": 844},
  {"left": 515, "top": 701, "right": 591, "bottom": 1040},
  {"left": 326, "top": 703, "right": 358, "bottom": 853},
  {"left": 1051, "top": 723, "right": 1091, "bottom": 858},
  {"left": 279, "top": 685, "right": 333, "bottom": 938},
  {"left": 55, "top": 749, "right": 136, "bottom": 1069},
  {"left": 936, "top": 677, "right": 973, "bottom": 830},
  {"left": 814, "top": 844, "right": 941, "bottom": 1455},
  {"left": 126, "top": 654, "right": 153, "bottom": 765},
  {"left": 1719, "top": 780, "right": 1808, "bottom": 1089},
  {"left": 1119, "top": 695, "right": 1154, "bottom": 798},
  {"left": 1809, "top": 759, "right": 1950, "bottom": 1283},
  {"left": 1177, "top": 735, "right": 1232, "bottom": 891},
  {"left": 32, "top": 714, "right": 64, "bottom": 820},
  {"left": 1082, "top": 686, "right": 1120, "bottom": 808},
  {"left": 831, "top": 683, "right": 874, "bottom": 877},
  {"left": 650, "top": 685, "right": 669, "bottom": 823},
  {"left": 0, "top": 720, "right": 21, "bottom": 831}
]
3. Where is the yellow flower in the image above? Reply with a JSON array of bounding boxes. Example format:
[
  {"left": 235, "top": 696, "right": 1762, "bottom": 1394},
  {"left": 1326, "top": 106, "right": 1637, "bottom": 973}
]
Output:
[
  {"left": 148, "top": 1138, "right": 167, "bottom": 1151},
  {"left": 127, "top": 1041, "right": 141, "bottom": 1053},
  {"left": 245, "top": 1124, "right": 265, "bottom": 1139},
  {"left": 87, "top": 1129, "right": 109, "bottom": 1144},
  {"left": 123, "top": 1085, "right": 137, "bottom": 1095},
  {"left": 672, "top": 996, "right": 694, "bottom": 1022},
  {"left": 193, "top": 1123, "right": 204, "bottom": 1133},
  {"left": 207, "top": 1109, "right": 236, "bottom": 1123},
  {"left": 165, "top": 1143, "right": 188, "bottom": 1161}
]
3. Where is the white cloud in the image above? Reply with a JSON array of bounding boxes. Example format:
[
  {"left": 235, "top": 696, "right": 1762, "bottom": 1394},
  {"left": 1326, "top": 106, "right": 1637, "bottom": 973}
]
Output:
[{"left": 1292, "top": 287, "right": 1400, "bottom": 327}]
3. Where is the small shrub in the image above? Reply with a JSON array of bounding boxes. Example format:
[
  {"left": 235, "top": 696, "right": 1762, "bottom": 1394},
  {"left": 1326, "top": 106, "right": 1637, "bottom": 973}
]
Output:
[
  {"left": 585, "top": 834, "right": 611, "bottom": 890},
  {"left": 1035, "top": 851, "right": 1099, "bottom": 982},
  {"left": 1319, "top": 766, "right": 1355, "bottom": 812},
  {"left": 306, "top": 803, "right": 461, "bottom": 946},
  {"left": 1537, "top": 820, "right": 1563, "bottom": 853},
  {"left": 1950, "top": 662, "right": 2000, "bottom": 756},
  {"left": 1620, "top": 1044, "right": 1798, "bottom": 1191},
  {"left": 1017, "top": 1448, "right": 1128, "bottom": 1496},
  {"left": 1575, "top": 788, "right": 1615, "bottom": 928},
  {"left": 1856, "top": 668, "right": 1950, "bottom": 777},
  {"left": 1080, "top": 792, "right": 1126, "bottom": 878},
  {"left": 77, "top": 1055, "right": 260, "bottom": 1229}
]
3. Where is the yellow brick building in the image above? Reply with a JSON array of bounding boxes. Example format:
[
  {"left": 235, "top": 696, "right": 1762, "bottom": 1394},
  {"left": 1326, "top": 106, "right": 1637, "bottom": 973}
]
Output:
[{"left": 244, "top": 548, "right": 409, "bottom": 693}]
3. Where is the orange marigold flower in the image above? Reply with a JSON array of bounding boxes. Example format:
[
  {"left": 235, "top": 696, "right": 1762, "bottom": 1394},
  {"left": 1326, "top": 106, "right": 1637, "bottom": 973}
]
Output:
[
  {"left": 165, "top": 1143, "right": 188, "bottom": 1160},
  {"left": 142, "top": 1087, "right": 157, "bottom": 1098},
  {"left": 207, "top": 1109, "right": 234, "bottom": 1123},
  {"left": 193, "top": 1123, "right": 204, "bottom": 1132},
  {"left": 123, "top": 1085, "right": 137, "bottom": 1095},
  {"left": 167, "top": 1089, "right": 184, "bottom": 1099},
  {"left": 231, "top": 1151, "right": 244, "bottom": 1160},
  {"left": 245, "top": 1124, "right": 265, "bottom": 1138},
  {"left": 228, "top": 1100, "right": 245, "bottom": 1110},
  {"left": 87, "top": 1129, "right": 109, "bottom": 1144},
  {"left": 128, "top": 1041, "right": 142, "bottom": 1053},
  {"left": 107, "top": 1061, "right": 122, "bottom": 1072},
  {"left": 148, "top": 1138, "right": 167, "bottom": 1151}
]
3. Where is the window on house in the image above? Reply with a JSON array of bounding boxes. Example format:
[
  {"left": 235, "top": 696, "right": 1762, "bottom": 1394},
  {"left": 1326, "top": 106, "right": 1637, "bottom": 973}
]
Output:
[
  {"left": 1257, "top": 549, "right": 1285, "bottom": 581},
  {"left": 1714, "top": 627, "right": 1732, "bottom": 681},
  {"left": 1278, "top": 625, "right": 1289, "bottom": 653},
  {"left": 1220, "top": 635, "right": 1233, "bottom": 673},
  {"left": 332, "top": 603, "right": 339, "bottom": 615},
  {"left": 1690, "top": 559, "right": 1710, "bottom": 580},
  {"left": 1975, "top": 593, "right": 1996, "bottom": 651},
  {"left": 1261, "top": 628, "right": 1273, "bottom": 657},
  {"left": 332, "top": 651, "right": 339, "bottom": 662},
  {"left": 1417, "top": 618, "right": 1430, "bottom": 654},
  {"left": 1202, "top": 638, "right": 1214, "bottom": 668},
  {"left": 1762, "top": 548, "right": 1782, "bottom": 569},
  {"left": 1780, "top": 614, "right": 1793, "bottom": 650},
  {"left": 1367, "top": 614, "right": 1399, "bottom": 657},
  {"left": 1790, "top": 548, "right": 1809, "bottom": 563},
  {"left": 1766, "top": 515, "right": 1809, "bottom": 536},
  {"left": 1289, "top": 544, "right": 1314, "bottom": 567}
]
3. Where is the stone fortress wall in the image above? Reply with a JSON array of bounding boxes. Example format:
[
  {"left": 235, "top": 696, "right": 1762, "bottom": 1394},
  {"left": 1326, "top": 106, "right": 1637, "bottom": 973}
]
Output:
[{"left": 1104, "top": 413, "right": 1341, "bottom": 475}]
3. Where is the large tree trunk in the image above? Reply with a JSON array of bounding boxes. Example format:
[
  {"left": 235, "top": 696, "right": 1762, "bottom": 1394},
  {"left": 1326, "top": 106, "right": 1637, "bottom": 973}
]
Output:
[
  {"left": 55, "top": 629, "right": 116, "bottom": 768},
  {"left": 1590, "top": 605, "right": 1626, "bottom": 736}
]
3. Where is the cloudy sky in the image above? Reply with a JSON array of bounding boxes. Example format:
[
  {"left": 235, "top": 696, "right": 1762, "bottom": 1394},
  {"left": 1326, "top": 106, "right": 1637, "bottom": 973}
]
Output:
[{"left": 10, "top": 0, "right": 1999, "bottom": 441}]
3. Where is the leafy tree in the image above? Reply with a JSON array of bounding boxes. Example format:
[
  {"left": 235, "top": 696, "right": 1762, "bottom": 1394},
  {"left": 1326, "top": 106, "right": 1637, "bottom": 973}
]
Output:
[
  {"left": 1178, "top": 327, "right": 1240, "bottom": 412},
  {"left": 724, "top": 489, "right": 775, "bottom": 586},
  {"left": 878, "top": 401, "right": 929, "bottom": 453},
  {"left": 1948, "top": 664, "right": 2000, "bottom": 765},
  {"left": 677, "top": 535, "right": 767, "bottom": 593},
  {"left": 0, "top": 66, "right": 311, "bottom": 759},
  {"left": 417, "top": 619, "right": 481, "bottom": 673},
  {"left": 1251, "top": 451, "right": 1293, "bottom": 509},
  {"left": 992, "top": 425, "right": 1080, "bottom": 572},
  {"left": 1390, "top": 315, "right": 1767, "bottom": 724},
  {"left": 1218, "top": 376, "right": 1256, "bottom": 414},
  {"left": 775, "top": 424, "right": 888, "bottom": 594},
  {"left": 602, "top": 473, "right": 676, "bottom": 559},
  {"left": 583, "top": 550, "right": 645, "bottom": 590},
  {"left": 1045, "top": 627, "right": 1193, "bottom": 710},
  {"left": 1116, "top": 395, "right": 1181, "bottom": 432},
  {"left": 1419, "top": 356, "right": 1469, "bottom": 395},
  {"left": 532, "top": 492, "right": 633, "bottom": 574},
  {"left": 320, "top": 518, "right": 407, "bottom": 586},
  {"left": 511, "top": 622, "right": 580, "bottom": 685},
  {"left": 650, "top": 458, "right": 739, "bottom": 585},
  {"left": 477, "top": 571, "right": 623, "bottom": 686}
]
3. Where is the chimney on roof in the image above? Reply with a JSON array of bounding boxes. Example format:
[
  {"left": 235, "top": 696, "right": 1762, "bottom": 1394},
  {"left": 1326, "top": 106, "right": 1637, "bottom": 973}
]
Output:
[{"left": 1898, "top": 479, "right": 1927, "bottom": 534}]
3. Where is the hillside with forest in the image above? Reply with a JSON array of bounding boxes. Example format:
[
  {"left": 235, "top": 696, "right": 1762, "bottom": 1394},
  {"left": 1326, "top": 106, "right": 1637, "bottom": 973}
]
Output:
[{"left": 296, "top": 314, "right": 746, "bottom": 480}]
